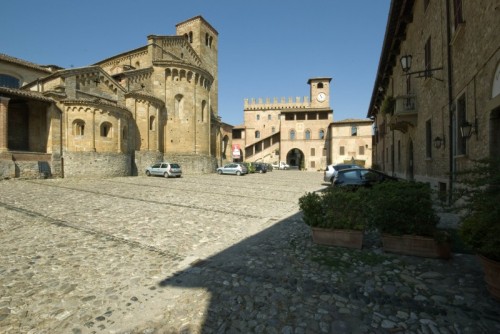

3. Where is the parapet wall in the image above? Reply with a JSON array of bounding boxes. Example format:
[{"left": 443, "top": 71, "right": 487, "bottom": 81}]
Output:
[{"left": 244, "top": 96, "right": 310, "bottom": 110}]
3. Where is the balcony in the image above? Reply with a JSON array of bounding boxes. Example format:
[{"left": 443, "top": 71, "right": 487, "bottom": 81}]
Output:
[{"left": 390, "top": 95, "right": 417, "bottom": 133}]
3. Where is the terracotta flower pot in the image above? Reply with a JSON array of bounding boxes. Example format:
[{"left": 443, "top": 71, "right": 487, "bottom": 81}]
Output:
[
  {"left": 478, "top": 255, "right": 500, "bottom": 300},
  {"left": 381, "top": 234, "right": 451, "bottom": 259},
  {"left": 311, "top": 228, "right": 363, "bottom": 249}
]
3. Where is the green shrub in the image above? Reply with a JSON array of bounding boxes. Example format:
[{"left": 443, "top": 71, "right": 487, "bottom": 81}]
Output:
[
  {"left": 457, "top": 158, "right": 500, "bottom": 261},
  {"left": 298, "top": 187, "right": 368, "bottom": 230},
  {"left": 367, "top": 181, "right": 439, "bottom": 237}
]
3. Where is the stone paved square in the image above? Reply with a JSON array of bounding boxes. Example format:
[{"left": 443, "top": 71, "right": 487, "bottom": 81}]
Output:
[{"left": 1, "top": 171, "right": 499, "bottom": 333}]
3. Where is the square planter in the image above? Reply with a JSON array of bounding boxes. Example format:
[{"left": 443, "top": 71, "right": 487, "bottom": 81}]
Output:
[
  {"left": 478, "top": 255, "right": 500, "bottom": 300},
  {"left": 311, "top": 228, "right": 363, "bottom": 249},
  {"left": 381, "top": 234, "right": 451, "bottom": 259}
]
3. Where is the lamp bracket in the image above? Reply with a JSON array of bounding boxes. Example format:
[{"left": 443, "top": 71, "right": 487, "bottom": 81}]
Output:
[{"left": 402, "top": 67, "right": 443, "bottom": 78}]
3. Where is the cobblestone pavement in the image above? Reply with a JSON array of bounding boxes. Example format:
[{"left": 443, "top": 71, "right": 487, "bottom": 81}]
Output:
[{"left": 0, "top": 171, "right": 499, "bottom": 334}]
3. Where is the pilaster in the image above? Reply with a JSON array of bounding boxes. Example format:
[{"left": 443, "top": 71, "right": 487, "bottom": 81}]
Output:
[{"left": 0, "top": 96, "right": 10, "bottom": 152}]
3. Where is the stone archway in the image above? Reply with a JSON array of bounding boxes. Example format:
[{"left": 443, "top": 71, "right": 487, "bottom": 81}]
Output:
[{"left": 286, "top": 148, "right": 304, "bottom": 169}]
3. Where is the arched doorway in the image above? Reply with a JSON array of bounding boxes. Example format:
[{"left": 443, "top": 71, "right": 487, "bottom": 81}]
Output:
[{"left": 286, "top": 148, "right": 304, "bottom": 169}]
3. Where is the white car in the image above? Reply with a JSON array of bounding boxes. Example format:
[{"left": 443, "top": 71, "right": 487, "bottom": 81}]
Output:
[
  {"left": 217, "top": 163, "right": 248, "bottom": 176},
  {"left": 145, "top": 162, "right": 182, "bottom": 178},
  {"left": 272, "top": 161, "right": 289, "bottom": 170}
]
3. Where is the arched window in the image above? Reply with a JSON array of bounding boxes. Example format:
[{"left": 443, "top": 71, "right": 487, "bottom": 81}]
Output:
[
  {"left": 149, "top": 116, "right": 155, "bottom": 131},
  {"left": 175, "top": 94, "right": 184, "bottom": 118},
  {"left": 0, "top": 74, "right": 20, "bottom": 88},
  {"left": 290, "top": 130, "right": 296, "bottom": 140},
  {"left": 72, "top": 119, "right": 85, "bottom": 136},
  {"left": 319, "top": 129, "right": 325, "bottom": 140},
  {"left": 122, "top": 126, "right": 128, "bottom": 140},
  {"left": 256, "top": 114, "right": 260, "bottom": 121},
  {"left": 255, "top": 130, "right": 260, "bottom": 139},
  {"left": 305, "top": 130, "right": 311, "bottom": 140},
  {"left": 189, "top": 32, "right": 193, "bottom": 43},
  {"left": 268, "top": 114, "right": 272, "bottom": 120},
  {"left": 272, "top": 127, "right": 276, "bottom": 133},
  {"left": 317, "top": 82, "right": 324, "bottom": 89},
  {"left": 201, "top": 100, "right": 207, "bottom": 122},
  {"left": 100, "top": 122, "right": 112, "bottom": 138}
]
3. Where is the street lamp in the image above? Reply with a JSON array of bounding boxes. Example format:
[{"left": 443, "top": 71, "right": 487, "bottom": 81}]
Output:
[
  {"left": 400, "top": 55, "right": 413, "bottom": 73},
  {"left": 460, "top": 120, "right": 478, "bottom": 139},
  {"left": 433, "top": 136, "right": 445, "bottom": 149}
]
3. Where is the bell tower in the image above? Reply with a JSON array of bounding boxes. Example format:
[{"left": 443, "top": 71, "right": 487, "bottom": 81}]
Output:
[
  {"left": 308, "top": 77, "right": 332, "bottom": 108},
  {"left": 175, "top": 16, "right": 219, "bottom": 117}
]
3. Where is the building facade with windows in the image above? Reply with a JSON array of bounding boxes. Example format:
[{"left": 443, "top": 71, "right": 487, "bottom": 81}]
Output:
[
  {"left": 0, "top": 16, "right": 224, "bottom": 178},
  {"left": 368, "top": 0, "right": 500, "bottom": 193},
  {"left": 232, "top": 77, "right": 373, "bottom": 170}
]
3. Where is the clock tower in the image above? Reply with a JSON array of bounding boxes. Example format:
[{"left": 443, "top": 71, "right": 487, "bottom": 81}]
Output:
[{"left": 308, "top": 77, "right": 332, "bottom": 108}]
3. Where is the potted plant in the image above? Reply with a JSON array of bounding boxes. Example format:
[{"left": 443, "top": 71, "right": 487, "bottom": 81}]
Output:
[
  {"left": 367, "top": 181, "right": 451, "bottom": 259},
  {"left": 457, "top": 158, "right": 500, "bottom": 300},
  {"left": 299, "top": 187, "right": 367, "bottom": 249}
]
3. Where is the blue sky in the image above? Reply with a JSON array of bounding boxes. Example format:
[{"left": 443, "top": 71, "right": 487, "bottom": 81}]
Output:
[{"left": 2, "top": 0, "right": 390, "bottom": 126}]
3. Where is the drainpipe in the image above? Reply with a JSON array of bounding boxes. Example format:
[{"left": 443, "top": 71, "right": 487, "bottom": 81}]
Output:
[{"left": 445, "top": 0, "right": 454, "bottom": 203}]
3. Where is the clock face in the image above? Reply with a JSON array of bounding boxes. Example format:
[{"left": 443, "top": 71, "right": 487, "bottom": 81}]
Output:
[{"left": 317, "top": 92, "right": 326, "bottom": 102}]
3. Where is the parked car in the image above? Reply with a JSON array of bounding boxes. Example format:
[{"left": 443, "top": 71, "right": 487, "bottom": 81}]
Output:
[
  {"left": 324, "top": 163, "right": 361, "bottom": 184},
  {"left": 217, "top": 163, "right": 248, "bottom": 176},
  {"left": 254, "top": 163, "right": 268, "bottom": 173},
  {"left": 145, "top": 162, "right": 182, "bottom": 178},
  {"left": 332, "top": 168, "right": 398, "bottom": 188},
  {"left": 272, "top": 161, "right": 289, "bottom": 170}
]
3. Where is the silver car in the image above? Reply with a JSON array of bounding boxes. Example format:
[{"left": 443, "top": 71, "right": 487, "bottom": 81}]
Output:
[
  {"left": 323, "top": 163, "right": 361, "bottom": 184},
  {"left": 145, "top": 162, "right": 182, "bottom": 178},
  {"left": 217, "top": 163, "right": 248, "bottom": 176}
]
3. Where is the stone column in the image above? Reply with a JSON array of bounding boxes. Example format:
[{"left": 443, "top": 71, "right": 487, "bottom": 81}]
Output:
[{"left": 0, "top": 96, "right": 10, "bottom": 152}]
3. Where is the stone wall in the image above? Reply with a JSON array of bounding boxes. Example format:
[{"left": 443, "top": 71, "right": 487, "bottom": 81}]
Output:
[
  {"left": 63, "top": 151, "right": 131, "bottom": 178},
  {"left": 163, "top": 154, "right": 217, "bottom": 175}
]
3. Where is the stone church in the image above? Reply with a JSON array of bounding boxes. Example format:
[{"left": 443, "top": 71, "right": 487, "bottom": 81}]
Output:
[{"left": 0, "top": 16, "right": 222, "bottom": 178}]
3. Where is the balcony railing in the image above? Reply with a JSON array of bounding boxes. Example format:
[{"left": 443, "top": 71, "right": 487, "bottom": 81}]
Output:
[{"left": 394, "top": 95, "right": 417, "bottom": 115}]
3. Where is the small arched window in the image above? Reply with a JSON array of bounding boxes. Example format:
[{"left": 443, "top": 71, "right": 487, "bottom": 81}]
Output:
[
  {"left": 272, "top": 127, "right": 276, "bottom": 133},
  {"left": 72, "top": 119, "right": 85, "bottom": 136},
  {"left": 319, "top": 129, "right": 325, "bottom": 140},
  {"left": 122, "top": 126, "right": 128, "bottom": 140},
  {"left": 317, "top": 82, "right": 324, "bottom": 89},
  {"left": 255, "top": 130, "right": 260, "bottom": 139},
  {"left": 149, "top": 116, "right": 155, "bottom": 131},
  {"left": 100, "top": 122, "right": 112, "bottom": 138},
  {"left": 256, "top": 114, "right": 260, "bottom": 121},
  {"left": 290, "top": 130, "right": 296, "bottom": 140},
  {"left": 305, "top": 130, "right": 311, "bottom": 140}
]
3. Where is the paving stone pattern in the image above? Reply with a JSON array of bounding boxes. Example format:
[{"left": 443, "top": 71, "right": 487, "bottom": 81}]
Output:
[{"left": 0, "top": 172, "right": 499, "bottom": 334}]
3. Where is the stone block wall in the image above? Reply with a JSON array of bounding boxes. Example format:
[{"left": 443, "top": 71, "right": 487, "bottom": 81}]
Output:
[{"left": 63, "top": 151, "right": 131, "bottom": 178}]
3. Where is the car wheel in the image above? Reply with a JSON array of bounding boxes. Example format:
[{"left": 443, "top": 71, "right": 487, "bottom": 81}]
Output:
[
  {"left": 146, "top": 171, "right": 151, "bottom": 176},
  {"left": 218, "top": 170, "right": 223, "bottom": 175},
  {"left": 236, "top": 171, "right": 241, "bottom": 176},
  {"left": 164, "top": 172, "right": 169, "bottom": 178}
]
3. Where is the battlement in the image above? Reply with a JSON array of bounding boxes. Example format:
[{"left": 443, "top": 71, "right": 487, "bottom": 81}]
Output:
[{"left": 244, "top": 96, "right": 310, "bottom": 110}]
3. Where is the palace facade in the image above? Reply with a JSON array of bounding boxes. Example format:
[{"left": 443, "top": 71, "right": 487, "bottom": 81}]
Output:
[
  {"left": 231, "top": 78, "right": 373, "bottom": 170},
  {"left": 368, "top": 0, "right": 500, "bottom": 193}
]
